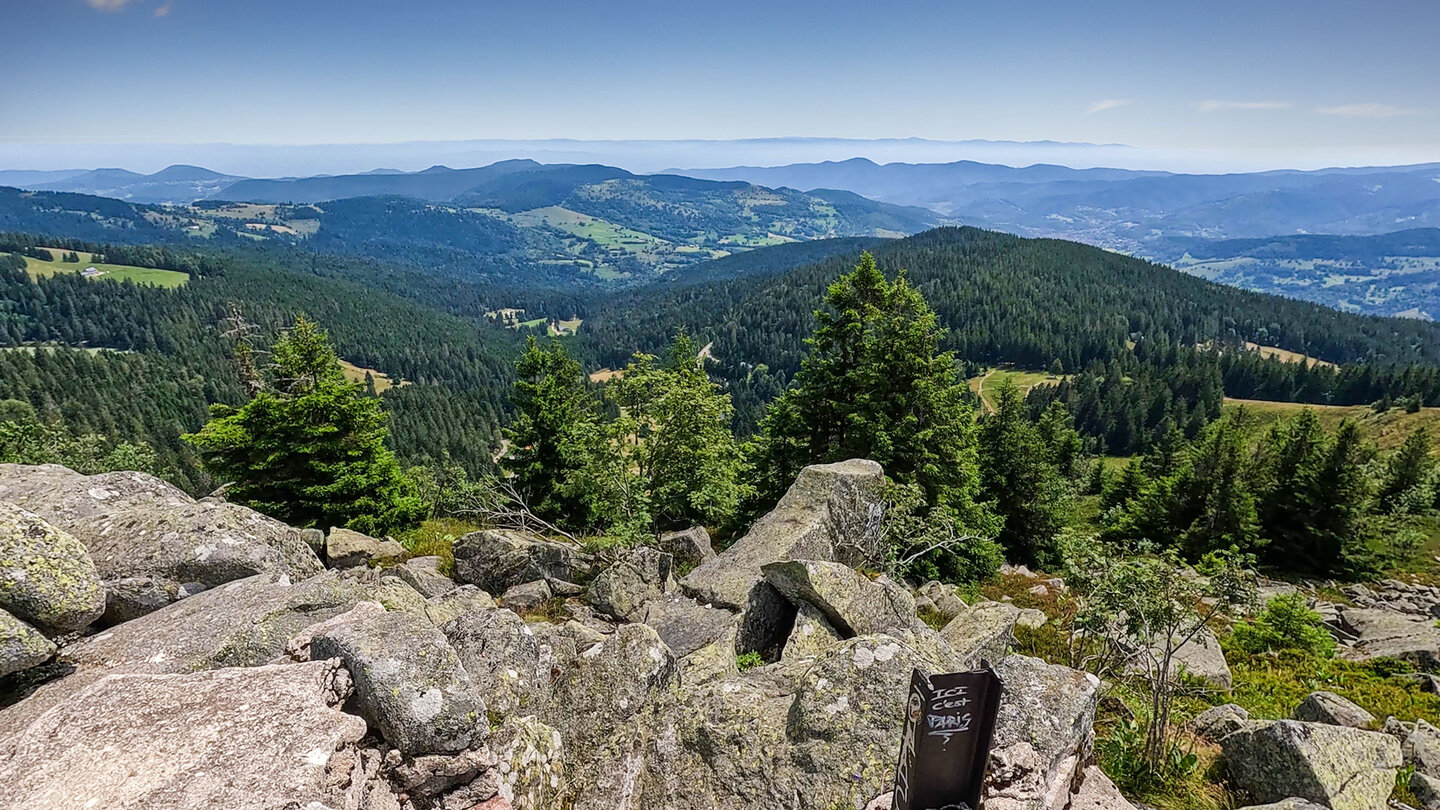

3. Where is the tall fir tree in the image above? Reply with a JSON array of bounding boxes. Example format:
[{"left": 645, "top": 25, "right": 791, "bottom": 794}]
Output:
[
  {"left": 980, "top": 379, "right": 1067, "bottom": 564},
  {"left": 186, "top": 316, "right": 423, "bottom": 534},
  {"left": 502, "top": 337, "right": 596, "bottom": 526}
]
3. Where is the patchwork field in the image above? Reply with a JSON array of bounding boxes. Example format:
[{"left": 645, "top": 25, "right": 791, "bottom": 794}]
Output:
[{"left": 23, "top": 249, "right": 189, "bottom": 288}]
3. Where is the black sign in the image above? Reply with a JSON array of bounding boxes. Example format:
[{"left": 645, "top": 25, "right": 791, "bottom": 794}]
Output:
[{"left": 891, "top": 663, "right": 1004, "bottom": 810}]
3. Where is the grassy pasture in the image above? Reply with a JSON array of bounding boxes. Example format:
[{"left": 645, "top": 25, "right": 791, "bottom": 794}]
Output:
[
  {"left": 1224, "top": 397, "right": 1440, "bottom": 455},
  {"left": 24, "top": 250, "right": 188, "bottom": 288},
  {"left": 338, "top": 359, "right": 405, "bottom": 393},
  {"left": 967, "top": 366, "right": 1063, "bottom": 413}
]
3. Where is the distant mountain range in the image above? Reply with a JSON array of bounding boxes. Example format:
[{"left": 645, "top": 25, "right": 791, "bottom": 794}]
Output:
[
  {"left": 0, "top": 162, "right": 939, "bottom": 284},
  {"left": 8, "top": 156, "right": 1440, "bottom": 318},
  {"left": 675, "top": 158, "right": 1440, "bottom": 251}
]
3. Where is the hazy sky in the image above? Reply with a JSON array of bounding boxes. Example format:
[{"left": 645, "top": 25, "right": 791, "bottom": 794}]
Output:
[{"left": 2, "top": 0, "right": 1437, "bottom": 169}]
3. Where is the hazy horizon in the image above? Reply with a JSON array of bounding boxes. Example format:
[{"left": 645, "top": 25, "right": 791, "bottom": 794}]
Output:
[{"left": 3, "top": 0, "right": 1437, "bottom": 175}]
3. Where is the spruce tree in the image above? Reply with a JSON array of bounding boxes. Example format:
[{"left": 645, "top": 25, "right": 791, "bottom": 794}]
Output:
[
  {"left": 186, "top": 316, "right": 423, "bottom": 534},
  {"left": 980, "top": 379, "right": 1066, "bottom": 564},
  {"left": 1380, "top": 427, "right": 1433, "bottom": 513},
  {"left": 502, "top": 336, "right": 596, "bottom": 525}
]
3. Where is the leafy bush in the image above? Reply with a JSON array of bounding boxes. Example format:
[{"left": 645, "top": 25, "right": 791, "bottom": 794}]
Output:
[
  {"left": 736, "top": 651, "right": 764, "bottom": 671},
  {"left": 1229, "top": 593, "right": 1336, "bottom": 660}
]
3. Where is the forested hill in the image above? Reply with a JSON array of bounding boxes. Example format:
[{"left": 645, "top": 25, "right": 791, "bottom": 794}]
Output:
[
  {"left": 585, "top": 226, "right": 1440, "bottom": 372},
  {"left": 581, "top": 226, "right": 1440, "bottom": 434}
]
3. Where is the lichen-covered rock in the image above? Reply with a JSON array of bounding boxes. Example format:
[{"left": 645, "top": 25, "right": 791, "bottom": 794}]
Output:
[
  {"left": 385, "top": 554, "right": 456, "bottom": 598},
  {"left": 1233, "top": 800, "right": 1327, "bottom": 810},
  {"left": 325, "top": 527, "right": 404, "bottom": 569},
  {"left": 1221, "top": 720, "right": 1402, "bottom": 810},
  {"left": 917, "top": 580, "right": 968, "bottom": 621},
  {"left": 425, "top": 585, "right": 498, "bottom": 626},
  {"left": 0, "top": 464, "right": 322, "bottom": 617},
  {"left": 639, "top": 592, "right": 735, "bottom": 658},
  {"left": 676, "top": 615, "right": 741, "bottom": 685},
  {"left": 1194, "top": 703, "right": 1251, "bottom": 741},
  {"left": 588, "top": 547, "right": 675, "bottom": 622},
  {"left": 983, "top": 654, "right": 1101, "bottom": 810},
  {"left": 0, "top": 503, "right": 107, "bottom": 635},
  {"left": 0, "top": 607, "right": 55, "bottom": 677},
  {"left": 657, "top": 526, "right": 715, "bottom": 567},
  {"left": 452, "top": 529, "right": 592, "bottom": 595},
  {"left": 782, "top": 601, "right": 844, "bottom": 660},
  {"left": 1293, "top": 691, "right": 1377, "bottom": 729},
  {"left": 310, "top": 609, "right": 486, "bottom": 756},
  {"left": 501, "top": 579, "right": 553, "bottom": 613},
  {"left": 0, "top": 659, "right": 386, "bottom": 810},
  {"left": 544, "top": 623, "right": 678, "bottom": 796},
  {"left": 490, "top": 715, "right": 566, "bottom": 810},
  {"left": 787, "top": 634, "right": 968, "bottom": 809},
  {"left": 940, "top": 600, "right": 1019, "bottom": 666},
  {"left": 1414, "top": 771, "right": 1440, "bottom": 810},
  {"left": 761, "top": 559, "right": 916, "bottom": 637},
  {"left": 285, "top": 600, "right": 387, "bottom": 661},
  {"left": 442, "top": 607, "right": 545, "bottom": 720},
  {"left": 681, "top": 459, "right": 884, "bottom": 610},
  {"left": 1404, "top": 719, "right": 1440, "bottom": 776}
]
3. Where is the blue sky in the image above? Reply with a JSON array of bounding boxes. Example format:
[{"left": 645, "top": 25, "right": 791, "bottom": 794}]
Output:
[{"left": 2, "top": 0, "right": 1437, "bottom": 169}]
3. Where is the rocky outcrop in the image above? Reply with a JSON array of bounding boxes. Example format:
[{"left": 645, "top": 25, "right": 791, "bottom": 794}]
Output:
[
  {"left": 325, "top": 526, "right": 406, "bottom": 569},
  {"left": 638, "top": 592, "right": 735, "bottom": 658},
  {"left": 0, "top": 659, "right": 384, "bottom": 810},
  {"left": 385, "top": 554, "right": 457, "bottom": 598},
  {"left": 424, "top": 584, "right": 498, "bottom": 626},
  {"left": 1194, "top": 703, "right": 1251, "bottom": 741},
  {"left": 985, "top": 654, "right": 1102, "bottom": 810},
  {"left": 1334, "top": 606, "right": 1440, "bottom": 669},
  {"left": 587, "top": 547, "right": 676, "bottom": 622},
  {"left": 657, "top": 526, "right": 715, "bottom": 567},
  {"left": 1293, "top": 691, "right": 1377, "bottom": 729},
  {"left": 681, "top": 459, "right": 884, "bottom": 610},
  {"left": 442, "top": 607, "right": 546, "bottom": 720},
  {"left": 1234, "top": 801, "right": 1328, "bottom": 810},
  {"left": 762, "top": 559, "right": 916, "bottom": 637},
  {"left": 917, "top": 579, "right": 969, "bottom": 621},
  {"left": 453, "top": 529, "right": 593, "bottom": 594},
  {"left": 940, "top": 600, "right": 1020, "bottom": 666},
  {"left": 1221, "top": 720, "right": 1402, "bottom": 810},
  {"left": 502, "top": 579, "right": 554, "bottom": 613},
  {"left": 310, "top": 609, "right": 486, "bottom": 756},
  {"left": 0, "top": 464, "right": 322, "bottom": 617},
  {"left": 0, "top": 503, "right": 106, "bottom": 635},
  {"left": 0, "top": 570, "right": 420, "bottom": 739}
]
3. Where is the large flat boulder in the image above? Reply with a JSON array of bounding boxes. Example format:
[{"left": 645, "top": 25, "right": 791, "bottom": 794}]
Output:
[
  {"left": 657, "top": 526, "right": 716, "bottom": 567},
  {"left": 1127, "top": 627, "right": 1232, "bottom": 690},
  {"left": 0, "top": 464, "right": 322, "bottom": 617},
  {"left": 1221, "top": 720, "right": 1402, "bottom": 810},
  {"left": 1336, "top": 607, "right": 1440, "bottom": 669},
  {"left": 325, "top": 526, "right": 404, "bottom": 569},
  {"left": 639, "top": 592, "right": 736, "bottom": 658},
  {"left": 0, "top": 571, "right": 417, "bottom": 738},
  {"left": 311, "top": 609, "right": 486, "bottom": 756},
  {"left": 681, "top": 459, "right": 885, "bottom": 610},
  {"left": 0, "top": 503, "right": 106, "bottom": 635},
  {"left": 761, "top": 559, "right": 916, "bottom": 637},
  {"left": 0, "top": 659, "right": 384, "bottom": 810},
  {"left": 452, "top": 529, "right": 593, "bottom": 594}
]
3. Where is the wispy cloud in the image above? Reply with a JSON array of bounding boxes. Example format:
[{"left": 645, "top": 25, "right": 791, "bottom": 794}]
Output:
[
  {"left": 1086, "top": 99, "right": 1133, "bottom": 115},
  {"left": 1198, "top": 100, "right": 1294, "bottom": 112},
  {"left": 86, "top": 0, "right": 141, "bottom": 10},
  {"left": 1316, "top": 103, "right": 1419, "bottom": 118},
  {"left": 154, "top": 2, "right": 173, "bottom": 16}
]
